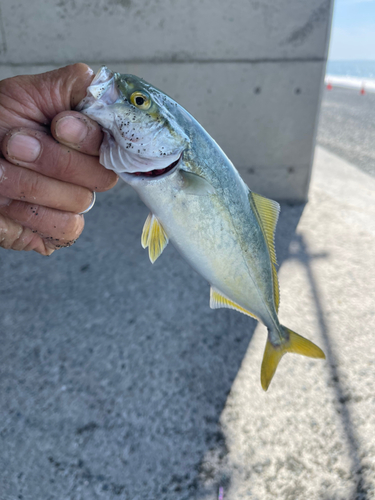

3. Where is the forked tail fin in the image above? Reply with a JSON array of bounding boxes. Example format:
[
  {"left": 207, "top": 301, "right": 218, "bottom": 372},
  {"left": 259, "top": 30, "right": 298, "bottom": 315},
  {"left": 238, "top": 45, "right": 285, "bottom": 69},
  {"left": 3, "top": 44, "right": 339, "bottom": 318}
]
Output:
[{"left": 261, "top": 326, "right": 325, "bottom": 391}]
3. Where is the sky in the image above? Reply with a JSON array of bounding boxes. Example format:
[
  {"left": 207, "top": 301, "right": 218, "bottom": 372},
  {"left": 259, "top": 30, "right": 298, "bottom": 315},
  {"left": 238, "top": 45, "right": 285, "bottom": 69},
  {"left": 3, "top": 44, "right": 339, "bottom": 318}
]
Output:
[{"left": 328, "top": 0, "right": 375, "bottom": 60}]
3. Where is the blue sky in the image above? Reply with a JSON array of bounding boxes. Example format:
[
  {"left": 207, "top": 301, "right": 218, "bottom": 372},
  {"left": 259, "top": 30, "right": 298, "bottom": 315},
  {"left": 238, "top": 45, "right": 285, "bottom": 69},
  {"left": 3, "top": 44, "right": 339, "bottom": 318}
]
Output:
[{"left": 328, "top": 0, "right": 375, "bottom": 60}]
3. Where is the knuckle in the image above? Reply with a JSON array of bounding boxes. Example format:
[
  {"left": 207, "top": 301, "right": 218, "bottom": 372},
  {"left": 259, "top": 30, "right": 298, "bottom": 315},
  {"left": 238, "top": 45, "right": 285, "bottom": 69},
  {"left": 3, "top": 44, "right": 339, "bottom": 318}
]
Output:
[
  {"left": 57, "top": 147, "right": 75, "bottom": 180},
  {"left": 18, "top": 170, "right": 41, "bottom": 200}
]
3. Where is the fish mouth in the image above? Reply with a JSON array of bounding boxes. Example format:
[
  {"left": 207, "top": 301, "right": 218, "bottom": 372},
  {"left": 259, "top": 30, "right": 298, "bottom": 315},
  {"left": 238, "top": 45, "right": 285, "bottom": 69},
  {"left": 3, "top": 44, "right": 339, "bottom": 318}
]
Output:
[{"left": 130, "top": 155, "right": 181, "bottom": 178}]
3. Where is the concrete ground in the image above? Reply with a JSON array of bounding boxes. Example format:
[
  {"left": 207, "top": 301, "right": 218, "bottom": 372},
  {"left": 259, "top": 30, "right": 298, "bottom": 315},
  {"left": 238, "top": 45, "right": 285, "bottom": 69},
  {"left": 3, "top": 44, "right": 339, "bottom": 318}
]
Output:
[{"left": 1, "top": 97, "right": 375, "bottom": 498}]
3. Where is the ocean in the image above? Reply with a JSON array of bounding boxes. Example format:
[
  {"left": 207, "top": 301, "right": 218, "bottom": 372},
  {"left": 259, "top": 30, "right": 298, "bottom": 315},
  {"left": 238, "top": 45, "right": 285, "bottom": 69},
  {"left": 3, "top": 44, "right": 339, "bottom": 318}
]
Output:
[
  {"left": 318, "top": 60, "right": 375, "bottom": 176},
  {"left": 325, "top": 60, "right": 375, "bottom": 93}
]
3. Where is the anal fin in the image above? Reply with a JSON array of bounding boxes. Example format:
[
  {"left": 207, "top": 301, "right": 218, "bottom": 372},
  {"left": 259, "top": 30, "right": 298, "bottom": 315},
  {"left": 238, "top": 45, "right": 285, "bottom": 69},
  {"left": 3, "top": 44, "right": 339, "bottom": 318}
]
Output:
[
  {"left": 141, "top": 213, "right": 169, "bottom": 263},
  {"left": 210, "top": 287, "right": 258, "bottom": 320}
]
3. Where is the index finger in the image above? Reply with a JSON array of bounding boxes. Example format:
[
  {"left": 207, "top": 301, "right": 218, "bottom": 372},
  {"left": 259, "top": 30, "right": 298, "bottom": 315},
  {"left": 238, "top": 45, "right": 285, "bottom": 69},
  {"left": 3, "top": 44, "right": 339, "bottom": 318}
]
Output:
[{"left": 51, "top": 110, "right": 103, "bottom": 156}]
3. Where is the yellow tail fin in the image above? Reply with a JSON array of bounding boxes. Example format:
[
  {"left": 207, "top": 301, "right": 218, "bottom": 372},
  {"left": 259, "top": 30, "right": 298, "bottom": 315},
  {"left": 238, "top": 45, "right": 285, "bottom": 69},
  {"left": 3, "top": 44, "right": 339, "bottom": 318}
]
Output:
[{"left": 261, "top": 326, "right": 325, "bottom": 391}]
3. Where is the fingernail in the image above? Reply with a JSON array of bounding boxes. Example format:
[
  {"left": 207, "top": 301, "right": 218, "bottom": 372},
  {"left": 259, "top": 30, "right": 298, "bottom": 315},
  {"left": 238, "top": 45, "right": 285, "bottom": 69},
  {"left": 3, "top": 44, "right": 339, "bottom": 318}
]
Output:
[
  {"left": 7, "top": 134, "right": 41, "bottom": 162},
  {"left": 56, "top": 116, "right": 88, "bottom": 144},
  {"left": 0, "top": 195, "right": 11, "bottom": 207}
]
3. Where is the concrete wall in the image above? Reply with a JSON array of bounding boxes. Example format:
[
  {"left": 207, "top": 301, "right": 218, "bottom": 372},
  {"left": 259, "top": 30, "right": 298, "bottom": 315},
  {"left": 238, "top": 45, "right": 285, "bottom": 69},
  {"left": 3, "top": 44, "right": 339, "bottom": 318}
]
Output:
[{"left": 0, "top": 0, "right": 333, "bottom": 202}]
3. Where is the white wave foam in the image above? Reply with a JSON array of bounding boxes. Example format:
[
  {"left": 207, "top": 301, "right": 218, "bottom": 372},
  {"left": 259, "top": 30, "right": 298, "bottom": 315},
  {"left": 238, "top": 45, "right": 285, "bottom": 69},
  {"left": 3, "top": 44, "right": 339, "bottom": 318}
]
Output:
[{"left": 324, "top": 75, "right": 375, "bottom": 93}]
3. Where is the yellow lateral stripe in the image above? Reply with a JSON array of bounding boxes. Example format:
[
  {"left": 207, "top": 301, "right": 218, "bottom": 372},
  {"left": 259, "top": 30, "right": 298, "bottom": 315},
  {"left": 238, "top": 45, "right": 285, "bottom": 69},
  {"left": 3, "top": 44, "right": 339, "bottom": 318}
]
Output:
[{"left": 210, "top": 288, "right": 258, "bottom": 320}]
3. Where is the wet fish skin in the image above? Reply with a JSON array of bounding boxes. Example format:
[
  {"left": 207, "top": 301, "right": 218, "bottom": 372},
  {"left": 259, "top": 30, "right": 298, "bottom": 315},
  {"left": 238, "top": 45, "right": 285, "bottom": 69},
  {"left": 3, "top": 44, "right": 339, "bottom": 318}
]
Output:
[{"left": 79, "top": 66, "right": 325, "bottom": 390}]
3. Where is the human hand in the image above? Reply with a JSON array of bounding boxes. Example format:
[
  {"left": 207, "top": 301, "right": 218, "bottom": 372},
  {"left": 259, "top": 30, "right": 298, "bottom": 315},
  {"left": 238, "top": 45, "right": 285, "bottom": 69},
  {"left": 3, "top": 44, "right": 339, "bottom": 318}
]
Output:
[{"left": 0, "top": 63, "right": 117, "bottom": 256}]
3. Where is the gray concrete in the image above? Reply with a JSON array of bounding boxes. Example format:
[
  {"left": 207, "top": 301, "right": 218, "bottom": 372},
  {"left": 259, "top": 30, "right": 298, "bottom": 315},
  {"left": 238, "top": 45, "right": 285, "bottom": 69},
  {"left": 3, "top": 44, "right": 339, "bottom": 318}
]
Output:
[
  {"left": 0, "top": 0, "right": 332, "bottom": 64},
  {"left": 1, "top": 143, "right": 375, "bottom": 499},
  {"left": 0, "top": 0, "right": 333, "bottom": 201},
  {"left": 317, "top": 86, "right": 375, "bottom": 177}
]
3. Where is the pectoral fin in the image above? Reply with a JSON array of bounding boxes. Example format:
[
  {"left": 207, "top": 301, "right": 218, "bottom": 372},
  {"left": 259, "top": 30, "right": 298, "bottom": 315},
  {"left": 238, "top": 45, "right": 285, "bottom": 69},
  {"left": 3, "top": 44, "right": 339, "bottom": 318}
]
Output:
[
  {"left": 180, "top": 170, "right": 215, "bottom": 196},
  {"left": 210, "top": 287, "right": 258, "bottom": 320},
  {"left": 141, "top": 213, "right": 169, "bottom": 263}
]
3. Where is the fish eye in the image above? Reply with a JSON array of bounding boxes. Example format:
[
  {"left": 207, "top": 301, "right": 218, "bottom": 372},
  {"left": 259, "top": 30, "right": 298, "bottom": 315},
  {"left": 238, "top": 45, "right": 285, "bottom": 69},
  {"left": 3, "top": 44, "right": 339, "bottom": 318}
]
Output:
[{"left": 130, "top": 91, "right": 152, "bottom": 110}]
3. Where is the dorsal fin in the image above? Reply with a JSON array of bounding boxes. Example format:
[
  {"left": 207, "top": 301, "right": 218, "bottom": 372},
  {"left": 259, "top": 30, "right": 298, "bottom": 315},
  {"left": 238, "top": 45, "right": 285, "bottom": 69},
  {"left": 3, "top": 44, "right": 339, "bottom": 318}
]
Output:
[
  {"left": 141, "top": 213, "right": 169, "bottom": 263},
  {"left": 271, "top": 263, "right": 280, "bottom": 313},
  {"left": 210, "top": 287, "right": 258, "bottom": 320},
  {"left": 250, "top": 192, "right": 280, "bottom": 265},
  {"left": 249, "top": 192, "right": 281, "bottom": 311}
]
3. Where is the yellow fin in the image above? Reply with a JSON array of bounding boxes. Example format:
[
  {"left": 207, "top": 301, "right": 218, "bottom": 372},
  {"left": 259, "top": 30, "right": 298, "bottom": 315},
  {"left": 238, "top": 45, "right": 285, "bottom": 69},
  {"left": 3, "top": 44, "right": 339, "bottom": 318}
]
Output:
[
  {"left": 261, "top": 326, "right": 325, "bottom": 391},
  {"left": 271, "top": 264, "right": 280, "bottom": 313},
  {"left": 210, "top": 287, "right": 258, "bottom": 320},
  {"left": 250, "top": 191, "right": 280, "bottom": 265},
  {"left": 141, "top": 212, "right": 153, "bottom": 249},
  {"left": 141, "top": 213, "right": 169, "bottom": 263},
  {"left": 250, "top": 191, "right": 280, "bottom": 311}
]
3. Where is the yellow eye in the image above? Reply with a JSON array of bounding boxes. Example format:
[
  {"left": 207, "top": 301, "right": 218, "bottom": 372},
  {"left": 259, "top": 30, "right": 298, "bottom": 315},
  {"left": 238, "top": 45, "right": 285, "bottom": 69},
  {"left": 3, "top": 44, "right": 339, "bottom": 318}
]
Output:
[{"left": 130, "top": 91, "right": 151, "bottom": 110}]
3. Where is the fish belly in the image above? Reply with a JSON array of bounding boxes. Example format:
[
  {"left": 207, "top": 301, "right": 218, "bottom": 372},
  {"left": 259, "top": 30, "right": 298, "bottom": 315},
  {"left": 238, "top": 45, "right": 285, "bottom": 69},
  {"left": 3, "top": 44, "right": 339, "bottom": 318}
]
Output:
[{"left": 134, "top": 172, "right": 275, "bottom": 325}]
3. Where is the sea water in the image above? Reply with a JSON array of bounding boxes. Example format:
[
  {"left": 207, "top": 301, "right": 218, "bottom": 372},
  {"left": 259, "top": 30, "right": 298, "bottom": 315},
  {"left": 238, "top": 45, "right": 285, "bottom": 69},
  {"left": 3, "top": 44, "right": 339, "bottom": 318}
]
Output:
[{"left": 325, "top": 60, "right": 375, "bottom": 93}]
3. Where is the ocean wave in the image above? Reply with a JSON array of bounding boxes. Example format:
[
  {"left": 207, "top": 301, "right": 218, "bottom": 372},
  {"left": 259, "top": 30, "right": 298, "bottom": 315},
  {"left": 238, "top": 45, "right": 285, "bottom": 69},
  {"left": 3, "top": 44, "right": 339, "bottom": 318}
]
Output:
[{"left": 324, "top": 75, "right": 375, "bottom": 93}]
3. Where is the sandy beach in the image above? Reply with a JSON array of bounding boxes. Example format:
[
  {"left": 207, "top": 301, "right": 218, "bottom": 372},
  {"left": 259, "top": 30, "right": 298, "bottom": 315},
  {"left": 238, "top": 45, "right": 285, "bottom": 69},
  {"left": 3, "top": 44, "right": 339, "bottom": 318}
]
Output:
[
  {"left": 317, "top": 86, "right": 375, "bottom": 177},
  {"left": 0, "top": 87, "right": 374, "bottom": 499}
]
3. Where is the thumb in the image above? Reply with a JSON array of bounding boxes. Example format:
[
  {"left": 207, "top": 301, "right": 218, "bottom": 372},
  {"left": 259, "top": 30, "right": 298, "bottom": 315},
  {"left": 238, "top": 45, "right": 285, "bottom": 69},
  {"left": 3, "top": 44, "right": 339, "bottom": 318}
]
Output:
[
  {"left": 28, "top": 63, "right": 95, "bottom": 119},
  {"left": 0, "top": 63, "right": 95, "bottom": 143}
]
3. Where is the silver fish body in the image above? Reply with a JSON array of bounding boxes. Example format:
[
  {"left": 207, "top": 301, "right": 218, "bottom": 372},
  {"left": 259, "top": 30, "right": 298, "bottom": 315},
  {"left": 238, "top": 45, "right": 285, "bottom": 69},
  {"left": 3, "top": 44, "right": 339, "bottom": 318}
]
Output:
[
  {"left": 129, "top": 134, "right": 276, "bottom": 329},
  {"left": 79, "top": 67, "right": 325, "bottom": 390}
]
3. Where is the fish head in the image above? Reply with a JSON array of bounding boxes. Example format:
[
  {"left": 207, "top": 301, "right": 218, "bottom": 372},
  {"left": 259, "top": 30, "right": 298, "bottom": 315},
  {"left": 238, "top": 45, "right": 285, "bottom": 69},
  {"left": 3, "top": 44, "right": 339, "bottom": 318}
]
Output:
[{"left": 77, "top": 66, "right": 189, "bottom": 177}]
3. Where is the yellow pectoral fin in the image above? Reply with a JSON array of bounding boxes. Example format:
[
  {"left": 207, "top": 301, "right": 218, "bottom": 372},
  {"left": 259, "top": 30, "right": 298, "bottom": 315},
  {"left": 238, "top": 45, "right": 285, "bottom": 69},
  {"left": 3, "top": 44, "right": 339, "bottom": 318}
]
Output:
[
  {"left": 141, "top": 212, "right": 153, "bottom": 249},
  {"left": 210, "top": 287, "right": 258, "bottom": 320},
  {"left": 141, "top": 213, "right": 169, "bottom": 263}
]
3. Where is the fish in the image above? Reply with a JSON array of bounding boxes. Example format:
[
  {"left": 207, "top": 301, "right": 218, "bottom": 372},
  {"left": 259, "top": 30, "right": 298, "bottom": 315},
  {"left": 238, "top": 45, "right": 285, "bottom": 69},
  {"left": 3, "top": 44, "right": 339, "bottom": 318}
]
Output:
[{"left": 77, "top": 66, "right": 325, "bottom": 391}]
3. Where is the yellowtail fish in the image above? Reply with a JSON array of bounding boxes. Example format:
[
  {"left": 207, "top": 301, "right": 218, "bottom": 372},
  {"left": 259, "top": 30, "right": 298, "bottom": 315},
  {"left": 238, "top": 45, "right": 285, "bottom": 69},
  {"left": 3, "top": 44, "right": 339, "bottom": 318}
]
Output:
[{"left": 78, "top": 66, "right": 325, "bottom": 390}]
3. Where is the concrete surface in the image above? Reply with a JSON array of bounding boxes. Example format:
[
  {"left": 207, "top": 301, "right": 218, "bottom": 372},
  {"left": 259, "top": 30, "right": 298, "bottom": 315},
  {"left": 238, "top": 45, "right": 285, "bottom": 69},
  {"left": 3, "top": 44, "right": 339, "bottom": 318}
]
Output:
[
  {"left": 1, "top": 143, "right": 375, "bottom": 499},
  {"left": 0, "top": 0, "right": 332, "bottom": 64},
  {"left": 317, "top": 86, "right": 375, "bottom": 177},
  {"left": 0, "top": 0, "right": 333, "bottom": 201}
]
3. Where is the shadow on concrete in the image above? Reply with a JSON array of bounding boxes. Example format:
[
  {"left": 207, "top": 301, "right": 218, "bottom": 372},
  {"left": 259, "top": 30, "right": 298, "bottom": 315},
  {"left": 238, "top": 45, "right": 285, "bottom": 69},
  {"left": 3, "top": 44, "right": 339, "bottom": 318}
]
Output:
[
  {"left": 286, "top": 233, "right": 368, "bottom": 500},
  {"left": 0, "top": 187, "right": 304, "bottom": 500}
]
